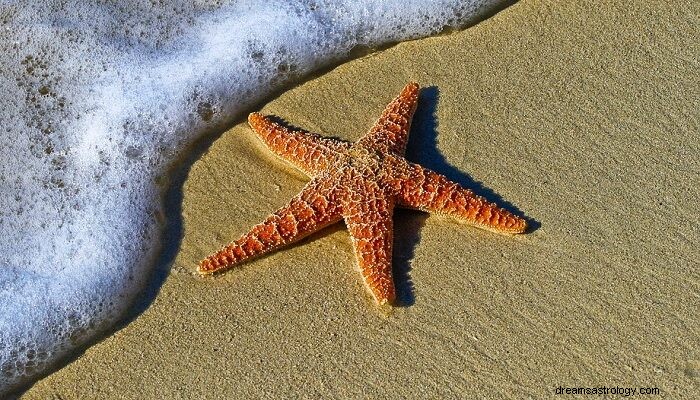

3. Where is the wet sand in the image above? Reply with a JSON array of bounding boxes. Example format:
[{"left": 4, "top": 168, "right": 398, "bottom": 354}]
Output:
[{"left": 24, "top": 0, "right": 699, "bottom": 398}]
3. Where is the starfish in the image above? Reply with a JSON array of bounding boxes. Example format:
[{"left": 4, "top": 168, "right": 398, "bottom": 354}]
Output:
[{"left": 199, "top": 82, "right": 527, "bottom": 305}]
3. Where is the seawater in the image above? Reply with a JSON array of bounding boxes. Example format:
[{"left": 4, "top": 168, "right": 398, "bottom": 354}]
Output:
[{"left": 0, "top": 0, "right": 504, "bottom": 393}]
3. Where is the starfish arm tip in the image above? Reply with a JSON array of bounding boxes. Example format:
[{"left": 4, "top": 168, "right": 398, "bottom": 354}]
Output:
[
  {"left": 518, "top": 220, "right": 529, "bottom": 233},
  {"left": 469, "top": 215, "right": 529, "bottom": 235},
  {"left": 198, "top": 253, "right": 239, "bottom": 275},
  {"left": 197, "top": 260, "right": 218, "bottom": 275},
  {"left": 507, "top": 216, "right": 528, "bottom": 234},
  {"left": 370, "top": 283, "right": 397, "bottom": 307},
  {"left": 248, "top": 111, "right": 264, "bottom": 126},
  {"left": 377, "top": 297, "right": 393, "bottom": 306}
]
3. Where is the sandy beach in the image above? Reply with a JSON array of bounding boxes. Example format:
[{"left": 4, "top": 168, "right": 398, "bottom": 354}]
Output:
[{"left": 23, "top": 0, "right": 698, "bottom": 398}]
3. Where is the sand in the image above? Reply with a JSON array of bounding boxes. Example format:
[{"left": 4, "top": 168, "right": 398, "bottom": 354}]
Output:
[{"left": 22, "top": 0, "right": 699, "bottom": 398}]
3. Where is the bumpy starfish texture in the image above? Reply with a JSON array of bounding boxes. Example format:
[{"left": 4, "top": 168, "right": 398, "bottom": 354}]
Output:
[{"left": 199, "top": 82, "right": 527, "bottom": 305}]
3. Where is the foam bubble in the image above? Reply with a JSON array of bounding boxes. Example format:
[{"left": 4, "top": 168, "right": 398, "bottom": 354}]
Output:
[{"left": 0, "top": 0, "right": 505, "bottom": 394}]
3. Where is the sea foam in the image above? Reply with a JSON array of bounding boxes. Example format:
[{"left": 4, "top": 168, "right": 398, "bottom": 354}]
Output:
[{"left": 0, "top": 0, "right": 505, "bottom": 393}]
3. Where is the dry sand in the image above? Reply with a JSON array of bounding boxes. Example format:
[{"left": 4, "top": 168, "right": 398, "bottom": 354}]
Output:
[{"left": 23, "top": 0, "right": 699, "bottom": 398}]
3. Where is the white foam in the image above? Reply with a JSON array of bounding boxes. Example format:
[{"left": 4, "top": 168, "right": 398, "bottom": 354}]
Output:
[{"left": 0, "top": 0, "right": 505, "bottom": 393}]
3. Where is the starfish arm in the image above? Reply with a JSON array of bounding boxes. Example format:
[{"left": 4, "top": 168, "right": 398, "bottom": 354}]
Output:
[
  {"left": 199, "top": 176, "right": 343, "bottom": 274},
  {"left": 342, "top": 192, "right": 396, "bottom": 305},
  {"left": 248, "top": 112, "right": 351, "bottom": 176},
  {"left": 389, "top": 160, "right": 528, "bottom": 234},
  {"left": 356, "top": 82, "right": 420, "bottom": 156}
]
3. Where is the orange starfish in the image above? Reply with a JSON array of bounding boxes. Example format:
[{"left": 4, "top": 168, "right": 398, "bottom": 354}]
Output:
[{"left": 199, "top": 82, "right": 527, "bottom": 305}]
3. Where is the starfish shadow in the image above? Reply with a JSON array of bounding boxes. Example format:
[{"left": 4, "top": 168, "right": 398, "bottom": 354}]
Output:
[
  {"left": 407, "top": 86, "right": 538, "bottom": 230},
  {"left": 392, "top": 209, "right": 426, "bottom": 307},
  {"left": 389, "top": 86, "right": 539, "bottom": 307}
]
